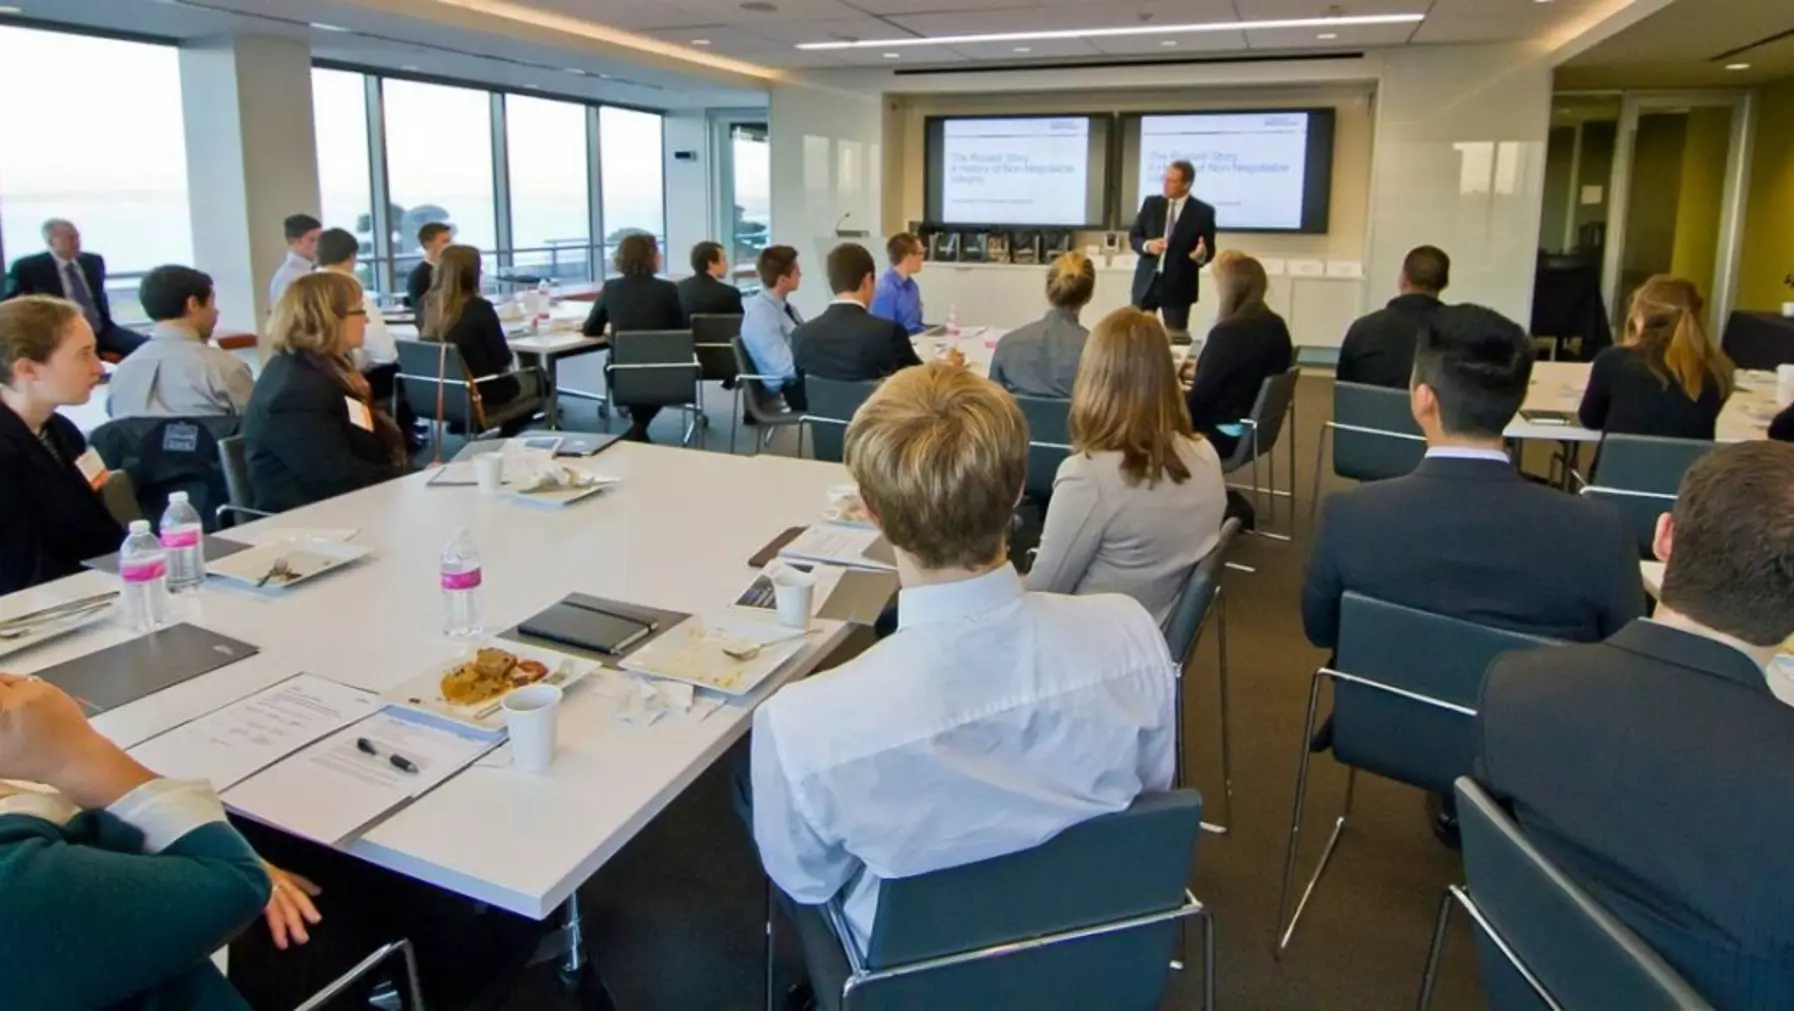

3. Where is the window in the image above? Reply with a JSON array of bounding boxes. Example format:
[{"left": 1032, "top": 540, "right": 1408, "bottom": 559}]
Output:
[
  {"left": 728, "top": 123, "right": 770, "bottom": 273},
  {"left": 598, "top": 106, "right": 666, "bottom": 275},
  {"left": 382, "top": 79, "right": 497, "bottom": 280},
  {"left": 0, "top": 26, "right": 192, "bottom": 321},
  {"left": 312, "top": 68, "right": 374, "bottom": 291},
  {"left": 506, "top": 95, "right": 592, "bottom": 284}
]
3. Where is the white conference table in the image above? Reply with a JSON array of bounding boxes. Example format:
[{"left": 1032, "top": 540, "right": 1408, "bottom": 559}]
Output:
[
  {"left": 392, "top": 300, "right": 607, "bottom": 430},
  {"left": 1507, "top": 361, "right": 1780, "bottom": 444},
  {"left": 2, "top": 444, "right": 857, "bottom": 921}
]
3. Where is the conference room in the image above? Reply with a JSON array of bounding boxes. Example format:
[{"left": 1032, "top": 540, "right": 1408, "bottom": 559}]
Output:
[{"left": 3, "top": 0, "right": 1793, "bottom": 1008}]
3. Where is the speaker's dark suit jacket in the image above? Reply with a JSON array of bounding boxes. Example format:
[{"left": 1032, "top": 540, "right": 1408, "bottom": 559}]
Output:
[
  {"left": 1302, "top": 455, "right": 1644, "bottom": 649},
  {"left": 677, "top": 273, "right": 745, "bottom": 318},
  {"left": 1478, "top": 619, "right": 1794, "bottom": 1011},
  {"left": 791, "top": 302, "right": 922, "bottom": 388},
  {"left": 1128, "top": 194, "right": 1218, "bottom": 310},
  {"left": 1336, "top": 292, "right": 1444, "bottom": 389}
]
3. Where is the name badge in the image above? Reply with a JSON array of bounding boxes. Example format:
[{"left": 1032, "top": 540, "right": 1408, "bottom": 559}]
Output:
[
  {"left": 345, "top": 397, "right": 374, "bottom": 433},
  {"left": 74, "top": 448, "right": 110, "bottom": 491}
]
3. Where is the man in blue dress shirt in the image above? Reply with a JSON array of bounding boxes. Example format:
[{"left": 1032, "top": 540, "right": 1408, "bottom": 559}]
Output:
[
  {"left": 869, "top": 232, "right": 926, "bottom": 336},
  {"left": 740, "top": 245, "right": 806, "bottom": 411}
]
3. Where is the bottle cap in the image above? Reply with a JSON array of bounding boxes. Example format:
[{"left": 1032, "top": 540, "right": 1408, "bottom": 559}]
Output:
[
  {"left": 128, "top": 520, "right": 151, "bottom": 533},
  {"left": 169, "top": 491, "right": 189, "bottom": 503}
]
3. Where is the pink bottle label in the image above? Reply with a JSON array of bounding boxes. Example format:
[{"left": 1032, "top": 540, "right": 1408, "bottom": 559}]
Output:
[
  {"left": 161, "top": 529, "right": 201, "bottom": 549},
  {"left": 121, "top": 559, "right": 167, "bottom": 584},
  {"left": 441, "top": 568, "right": 482, "bottom": 591}
]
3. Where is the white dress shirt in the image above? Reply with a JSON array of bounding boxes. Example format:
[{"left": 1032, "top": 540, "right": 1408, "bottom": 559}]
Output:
[
  {"left": 1424, "top": 446, "right": 1511, "bottom": 463},
  {"left": 355, "top": 289, "right": 397, "bottom": 369},
  {"left": 267, "top": 251, "right": 313, "bottom": 307},
  {"left": 751, "top": 564, "right": 1177, "bottom": 953}
]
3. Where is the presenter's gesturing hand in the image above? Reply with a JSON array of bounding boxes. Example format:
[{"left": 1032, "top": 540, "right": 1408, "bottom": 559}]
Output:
[
  {"left": 1145, "top": 238, "right": 1167, "bottom": 256},
  {"left": 1190, "top": 236, "right": 1209, "bottom": 265}
]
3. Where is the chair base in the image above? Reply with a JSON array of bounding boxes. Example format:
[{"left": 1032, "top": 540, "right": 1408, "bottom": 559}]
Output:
[{"left": 1273, "top": 669, "right": 1358, "bottom": 960}]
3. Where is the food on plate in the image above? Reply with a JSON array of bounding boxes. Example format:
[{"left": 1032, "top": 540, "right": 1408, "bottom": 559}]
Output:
[{"left": 438, "top": 648, "right": 552, "bottom": 706}]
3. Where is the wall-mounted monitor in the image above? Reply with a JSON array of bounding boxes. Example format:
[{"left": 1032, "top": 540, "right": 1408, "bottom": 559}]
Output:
[
  {"left": 1119, "top": 109, "right": 1336, "bottom": 234},
  {"left": 924, "top": 114, "right": 1114, "bottom": 229}
]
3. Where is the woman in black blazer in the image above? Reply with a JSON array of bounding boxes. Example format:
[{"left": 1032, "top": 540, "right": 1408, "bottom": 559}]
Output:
[
  {"left": 243, "top": 273, "right": 408, "bottom": 513},
  {"left": 1578, "top": 275, "right": 1733, "bottom": 441},
  {"left": 581, "top": 234, "right": 688, "bottom": 442},
  {"left": 422, "top": 245, "right": 542, "bottom": 429},
  {"left": 1184, "top": 251, "right": 1294, "bottom": 459},
  {"left": 0, "top": 296, "right": 124, "bottom": 593}
]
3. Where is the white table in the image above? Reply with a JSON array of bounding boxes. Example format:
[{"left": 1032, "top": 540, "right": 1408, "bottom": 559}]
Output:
[
  {"left": 393, "top": 301, "right": 607, "bottom": 429},
  {"left": 1505, "top": 362, "right": 1780, "bottom": 444},
  {"left": 2, "top": 444, "right": 856, "bottom": 921}
]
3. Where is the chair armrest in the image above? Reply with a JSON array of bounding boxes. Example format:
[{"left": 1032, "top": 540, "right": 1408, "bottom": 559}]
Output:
[
  {"left": 294, "top": 939, "right": 421, "bottom": 1011},
  {"left": 823, "top": 899, "right": 869, "bottom": 976},
  {"left": 216, "top": 504, "right": 274, "bottom": 525},
  {"left": 734, "top": 371, "right": 784, "bottom": 383}
]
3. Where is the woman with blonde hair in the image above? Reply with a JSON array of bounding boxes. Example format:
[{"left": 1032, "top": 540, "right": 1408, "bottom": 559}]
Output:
[
  {"left": 422, "top": 244, "right": 542, "bottom": 423},
  {"left": 242, "top": 272, "right": 408, "bottom": 512},
  {"left": 1578, "top": 275, "right": 1733, "bottom": 439},
  {"left": 1027, "top": 306, "right": 1227, "bottom": 624},
  {"left": 1184, "top": 250, "right": 1292, "bottom": 458},
  {"left": 990, "top": 251, "right": 1097, "bottom": 398}
]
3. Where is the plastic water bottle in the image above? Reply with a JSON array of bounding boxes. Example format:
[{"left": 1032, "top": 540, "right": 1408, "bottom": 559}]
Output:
[
  {"left": 159, "top": 491, "right": 205, "bottom": 592},
  {"left": 945, "top": 304, "right": 961, "bottom": 339},
  {"left": 535, "top": 279, "right": 553, "bottom": 323},
  {"left": 441, "top": 529, "right": 484, "bottom": 638},
  {"left": 119, "top": 520, "right": 171, "bottom": 633}
]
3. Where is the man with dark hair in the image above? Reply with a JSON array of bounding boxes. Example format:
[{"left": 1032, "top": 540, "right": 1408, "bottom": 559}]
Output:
[
  {"left": 1304, "top": 303, "right": 1642, "bottom": 648},
  {"left": 869, "top": 232, "right": 926, "bottom": 335},
  {"left": 1337, "top": 245, "right": 1452, "bottom": 388},
  {"left": 791, "top": 243, "right": 938, "bottom": 389},
  {"left": 313, "top": 228, "right": 395, "bottom": 372},
  {"left": 268, "top": 213, "right": 323, "bottom": 307},
  {"left": 1478, "top": 441, "right": 1794, "bottom": 1009},
  {"left": 406, "top": 222, "right": 453, "bottom": 309},
  {"left": 1128, "top": 159, "right": 1218, "bottom": 333},
  {"left": 741, "top": 245, "right": 805, "bottom": 410},
  {"left": 676, "top": 240, "right": 745, "bottom": 317},
  {"left": 3, "top": 218, "right": 147, "bottom": 357},
  {"left": 108, "top": 265, "right": 252, "bottom": 418}
]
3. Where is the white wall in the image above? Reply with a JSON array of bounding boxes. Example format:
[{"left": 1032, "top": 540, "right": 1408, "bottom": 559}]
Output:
[
  {"left": 179, "top": 34, "right": 321, "bottom": 337},
  {"left": 661, "top": 110, "right": 713, "bottom": 277},
  {"left": 767, "top": 81, "right": 883, "bottom": 318}
]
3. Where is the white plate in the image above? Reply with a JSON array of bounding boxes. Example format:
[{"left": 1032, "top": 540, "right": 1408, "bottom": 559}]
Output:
[
  {"left": 0, "top": 599, "right": 116, "bottom": 660},
  {"left": 381, "top": 640, "right": 598, "bottom": 735},
  {"left": 205, "top": 539, "right": 373, "bottom": 589},
  {"left": 619, "top": 613, "right": 813, "bottom": 697}
]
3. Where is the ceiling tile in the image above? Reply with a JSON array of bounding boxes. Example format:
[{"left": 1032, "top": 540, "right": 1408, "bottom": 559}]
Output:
[
  {"left": 833, "top": 47, "right": 972, "bottom": 64},
  {"left": 1231, "top": 0, "right": 1429, "bottom": 18},
  {"left": 1086, "top": 30, "right": 1249, "bottom": 55},
  {"left": 520, "top": 0, "right": 720, "bottom": 30},
  {"left": 845, "top": 0, "right": 1040, "bottom": 12},
  {"left": 944, "top": 37, "right": 1103, "bottom": 60},
  {"left": 661, "top": 0, "right": 875, "bottom": 23},
  {"left": 642, "top": 25, "right": 793, "bottom": 53},
  {"left": 1245, "top": 22, "right": 1419, "bottom": 49}
]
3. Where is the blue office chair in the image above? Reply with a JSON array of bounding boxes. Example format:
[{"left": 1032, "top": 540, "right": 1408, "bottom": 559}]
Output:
[
  {"left": 1013, "top": 394, "right": 1073, "bottom": 502},
  {"left": 1273, "top": 593, "right": 1558, "bottom": 959},
  {"left": 1307, "top": 382, "right": 1426, "bottom": 530},
  {"left": 1577, "top": 433, "right": 1716, "bottom": 558},
  {"left": 801, "top": 377, "right": 880, "bottom": 463},
  {"left": 1416, "top": 778, "right": 1714, "bottom": 1011},
  {"left": 773, "top": 791, "right": 1213, "bottom": 1011},
  {"left": 1163, "top": 518, "right": 1245, "bottom": 834}
]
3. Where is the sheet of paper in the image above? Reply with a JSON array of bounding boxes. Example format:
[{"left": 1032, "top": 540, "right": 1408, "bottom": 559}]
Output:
[
  {"left": 236, "top": 528, "right": 360, "bottom": 547},
  {"left": 223, "top": 712, "right": 495, "bottom": 845},
  {"left": 130, "top": 673, "right": 381, "bottom": 791},
  {"left": 778, "top": 525, "right": 895, "bottom": 571},
  {"left": 428, "top": 462, "right": 479, "bottom": 487}
]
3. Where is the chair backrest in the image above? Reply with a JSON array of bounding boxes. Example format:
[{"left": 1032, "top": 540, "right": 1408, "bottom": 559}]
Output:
[
  {"left": 217, "top": 434, "right": 253, "bottom": 511},
  {"left": 90, "top": 416, "right": 237, "bottom": 532},
  {"left": 731, "top": 335, "right": 789, "bottom": 422},
  {"left": 803, "top": 376, "right": 880, "bottom": 464},
  {"left": 852, "top": 791, "right": 1203, "bottom": 1010},
  {"left": 1331, "top": 593, "right": 1557, "bottom": 794},
  {"left": 609, "top": 330, "right": 700, "bottom": 408},
  {"left": 1164, "top": 518, "right": 1243, "bottom": 665},
  {"left": 394, "top": 338, "right": 478, "bottom": 431},
  {"left": 1330, "top": 381, "right": 1426, "bottom": 483},
  {"left": 1013, "top": 394, "right": 1073, "bottom": 501},
  {"left": 1454, "top": 778, "right": 1714, "bottom": 1011},
  {"left": 1586, "top": 433, "right": 1716, "bottom": 558},
  {"left": 1223, "top": 366, "right": 1301, "bottom": 469},
  {"left": 691, "top": 314, "right": 743, "bottom": 383}
]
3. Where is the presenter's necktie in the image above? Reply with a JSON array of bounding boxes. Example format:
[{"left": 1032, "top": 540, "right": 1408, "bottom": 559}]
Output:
[
  {"left": 63, "top": 262, "right": 102, "bottom": 330},
  {"left": 1158, "top": 199, "right": 1182, "bottom": 275}
]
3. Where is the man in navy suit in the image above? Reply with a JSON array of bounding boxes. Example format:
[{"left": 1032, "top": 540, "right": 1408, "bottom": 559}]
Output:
[
  {"left": 1128, "top": 160, "right": 1218, "bottom": 333},
  {"left": 3, "top": 218, "right": 146, "bottom": 358}
]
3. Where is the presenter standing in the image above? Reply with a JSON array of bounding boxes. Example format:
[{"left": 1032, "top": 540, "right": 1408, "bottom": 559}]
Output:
[{"left": 1129, "top": 160, "right": 1218, "bottom": 334}]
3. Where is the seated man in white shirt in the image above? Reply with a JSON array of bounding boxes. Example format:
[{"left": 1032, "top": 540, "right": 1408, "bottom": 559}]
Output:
[
  {"left": 313, "top": 228, "right": 396, "bottom": 374},
  {"left": 750, "top": 362, "right": 1178, "bottom": 955}
]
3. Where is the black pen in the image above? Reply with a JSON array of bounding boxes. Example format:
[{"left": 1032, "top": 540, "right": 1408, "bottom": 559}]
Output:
[{"left": 355, "top": 737, "right": 419, "bottom": 774}]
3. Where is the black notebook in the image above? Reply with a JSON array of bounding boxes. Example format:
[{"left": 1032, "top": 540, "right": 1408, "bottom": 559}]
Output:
[{"left": 32, "top": 623, "right": 260, "bottom": 715}]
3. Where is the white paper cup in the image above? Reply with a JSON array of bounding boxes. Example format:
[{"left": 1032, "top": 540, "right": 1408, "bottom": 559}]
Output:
[
  {"left": 503, "top": 683, "right": 563, "bottom": 773},
  {"left": 1778, "top": 365, "right": 1794, "bottom": 409},
  {"left": 474, "top": 453, "right": 504, "bottom": 496},
  {"left": 771, "top": 567, "right": 816, "bottom": 629}
]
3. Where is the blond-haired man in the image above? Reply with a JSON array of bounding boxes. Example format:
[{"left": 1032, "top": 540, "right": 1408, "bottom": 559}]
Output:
[{"left": 749, "top": 363, "right": 1177, "bottom": 953}]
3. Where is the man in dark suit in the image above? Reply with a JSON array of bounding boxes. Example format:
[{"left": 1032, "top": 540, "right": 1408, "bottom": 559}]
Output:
[
  {"left": 3, "top": 218, "right": 146, "bottom": 358},
  {"left": 1337, "top": 245, "right": 1450, "bottom": 388},
  {"left": 791, "top": 244, "right": 946, "bottom": 400},
  {"left": 1303, "top": 303, "right": 1643, "bottom": 650},
  {"left": 1477, "top": 441, "right": 1794, "bottom": 1010},
  {"left": 676, "top": 241, "right": 745, "bottom": 318},
  {"left": 1128, "top": 160, "right": 1218, "bottom": 333},
  {"left": 405, "top": 221, "right": 453, "bottom": 309}
]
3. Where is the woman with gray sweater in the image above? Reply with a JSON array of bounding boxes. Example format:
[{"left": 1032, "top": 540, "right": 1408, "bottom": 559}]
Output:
[{"left": 1026, "top": 307, "right": 1228, "bottom": 625}]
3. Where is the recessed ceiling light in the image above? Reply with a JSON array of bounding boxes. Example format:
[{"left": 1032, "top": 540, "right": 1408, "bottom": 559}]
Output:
[
  {"left": 883, "top": 52, "right": 900, "bottom": 58},
  {"left": 1725, "top": 62, "right": 1750, "bottom": 71},
  {"left": 1317, "top": 32, "right": 1338, "bottom": 40},
  {"left": 564, "top": 67, "right": 587, "bottom": 75},
  {"left": 309, "top": 22, "right": 350, "bottom": 32},
  {"left": 525, "top": 82, "right": 544, "bottom": 89},
  {"left": 1014, "top": 46, "right": 1031, "bottom": 53},
  {"left": 597, "top": 73, "right": 613, "bottom": 79},
  {"left": 692, "top": 39, "right": 712, "bottom": 46},
  {"left": 401, "top": 64, "right": 419, "bottom": 71},
  {"left": 795, "top": 12, "right": 1425, "bottom": 50},
  {"left": 0, "top": 6, "right": 22, "bottom": 14},
  {"left": 1161, "top": 40, "right": 1178, "bottom": 47}
]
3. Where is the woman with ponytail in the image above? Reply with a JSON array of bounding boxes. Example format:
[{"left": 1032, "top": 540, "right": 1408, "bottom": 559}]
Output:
[
  {"left": 1578, "top": 276, "right": 1734, "bottom": 439},
  {"left": 242, "top": 272, "right": 408, "bottom": 512}
]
